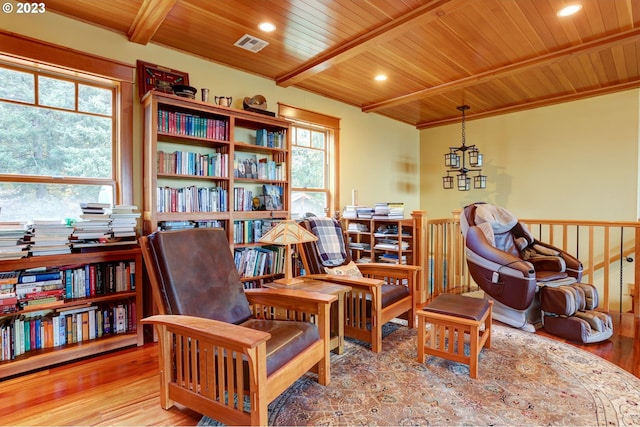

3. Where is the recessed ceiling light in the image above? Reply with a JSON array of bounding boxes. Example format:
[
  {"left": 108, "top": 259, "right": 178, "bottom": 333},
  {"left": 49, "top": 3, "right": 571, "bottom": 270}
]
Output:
[
  {"left": 557, "top": 4, "right": 582, "bottom": 17},
  {"left": 259, "top": 22, "right": 276, "bottom": 32},
  {"left": 374, "top": 74, "right": 387, "bottom": 81}
]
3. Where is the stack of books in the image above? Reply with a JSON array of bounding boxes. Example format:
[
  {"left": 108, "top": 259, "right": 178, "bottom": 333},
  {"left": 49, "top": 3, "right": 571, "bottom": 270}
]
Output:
[
  {"left": 0, "top": 221, "right": 28, "bottom": 260},
  {"left": 72, "top": 203, "right": 140, "bottom": 250},
  {"left": 372, "top": 202, "right": 405, "bottom": 219},
  {"left": 15, "top": 269, "right": 65, "bottom": 308},
  {"left": 107, "top": 205, "right": 140, "bottom": 239},
  {"left": 0, "top": 271, "right": 19, "bottom": 314},
  {"left": 72, "top": 204, "right": 112, "bottom": 244},
  {"left": 347, "top": 222, "right": 368, "bottom": 232},
  {"left": 356, "top": 206, "right": 374, "bottom": 218},
  {"left": 28, "top": 220, "right": 72, "bottom": 256},
  {"left": 342, "top": 205, "right": 358, "bottom": 219},
  {"left": 387, "top": 202, "right": 405, "bottom": 219}
]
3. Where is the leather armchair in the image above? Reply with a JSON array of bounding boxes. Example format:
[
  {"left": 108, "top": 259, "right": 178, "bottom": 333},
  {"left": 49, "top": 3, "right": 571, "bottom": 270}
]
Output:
[
  {"left": 297, "top": 217, "right": 420, "bottom": 353},
  {"left": 140, "top": 228, "right": 336, "bottom": 426}
]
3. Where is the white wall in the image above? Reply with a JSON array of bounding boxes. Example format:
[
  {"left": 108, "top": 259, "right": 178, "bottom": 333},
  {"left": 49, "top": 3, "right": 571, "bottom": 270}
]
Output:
[
  {"left": 0, "top": 11, "right": 421, "bottom": 214},
  {"left": 420, "top": 90, "right": 640, "bottom": 221}
]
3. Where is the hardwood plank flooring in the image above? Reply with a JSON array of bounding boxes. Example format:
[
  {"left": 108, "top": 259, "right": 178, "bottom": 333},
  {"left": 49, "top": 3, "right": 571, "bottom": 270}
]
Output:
[{"left": 0, "top": 313, "right": 637, "bottom": 426}]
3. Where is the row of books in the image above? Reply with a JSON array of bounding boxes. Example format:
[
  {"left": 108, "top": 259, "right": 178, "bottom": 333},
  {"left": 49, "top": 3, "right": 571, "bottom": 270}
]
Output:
[
  {"left": 158, "top": 220, "right": 224, "bottom": 231},
  {"left": 0, "top": 301, "right": 136, "bottom": 361},
  {"left": 157, "top": 109, "right": 229, "bottom": 140},
  {"left": 156, "top": 185, "right": 228, "bottom": 213},
  {"left": 158, "top": 150, "right": 229, "bottom": 177},
  {"left": 233, "top": 187, "right": 255, "bottom": 212},
  {"left": 255, "top": 129, "right": 286, "bottom": 149},
  {"left": 232, "top": 219, "right": 279, "bottom": 244},
  {"left": 0, "top": 261, "right": 136, "bottom": 313},
  {"left": 233, "top": 246, "right": 285, "bottom": 279}
]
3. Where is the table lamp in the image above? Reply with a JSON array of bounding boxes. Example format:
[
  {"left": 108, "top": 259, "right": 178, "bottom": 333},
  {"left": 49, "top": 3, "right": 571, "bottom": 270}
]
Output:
[{"left": 258, "top": 219, "right": 318, "bottom": 285}]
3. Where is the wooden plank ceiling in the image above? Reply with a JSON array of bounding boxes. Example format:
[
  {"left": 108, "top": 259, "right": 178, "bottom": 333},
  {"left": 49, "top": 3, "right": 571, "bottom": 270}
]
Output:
[{"left": 44, "top": 0, "right": 640, "bottom": 128}]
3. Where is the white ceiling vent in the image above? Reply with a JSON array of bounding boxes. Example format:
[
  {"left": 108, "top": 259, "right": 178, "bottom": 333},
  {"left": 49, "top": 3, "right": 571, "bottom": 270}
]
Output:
[{"left": 234, "top": 34, "right": 269, "bottom": 53}]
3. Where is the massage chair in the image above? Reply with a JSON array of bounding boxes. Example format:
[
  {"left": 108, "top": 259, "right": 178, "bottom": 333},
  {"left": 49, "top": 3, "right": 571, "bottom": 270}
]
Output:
[{"left": 460, "top": 202, "right": 612, "bottom": 343}]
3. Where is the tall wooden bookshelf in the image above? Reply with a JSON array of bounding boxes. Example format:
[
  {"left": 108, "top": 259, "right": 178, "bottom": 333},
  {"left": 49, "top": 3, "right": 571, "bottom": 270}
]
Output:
[
  {"left": 0, "top": 248, "right": 143, "bottom": 379},
  {"left": 141, "top": 92, "right": 291, "bottom": 285}
]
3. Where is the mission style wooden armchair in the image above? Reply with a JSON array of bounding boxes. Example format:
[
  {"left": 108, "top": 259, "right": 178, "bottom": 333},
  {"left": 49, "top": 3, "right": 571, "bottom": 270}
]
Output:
[
  {"left": 140, "top": 228, "right": 336, "bottom": 426},
  {"left": 298, "top": 217, "right": 420, "bottom": 353}
]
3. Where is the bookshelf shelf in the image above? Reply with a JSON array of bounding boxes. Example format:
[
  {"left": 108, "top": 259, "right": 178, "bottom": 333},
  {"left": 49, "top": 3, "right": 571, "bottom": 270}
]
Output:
[
  {"left": 0, "top": 248, "right": 144, "bottom": 379},
  {"left": 344, "top": 215, "right": 419, "bottom": 265},
  {"left": 0, "top": 334, "right": 139, "bottom": 380},
  {"left": 142, "top": 92, "right": 292, "bottom": 284}
]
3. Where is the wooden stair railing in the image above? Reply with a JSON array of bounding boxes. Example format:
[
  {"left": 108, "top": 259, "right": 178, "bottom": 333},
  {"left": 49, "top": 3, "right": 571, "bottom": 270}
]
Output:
[{"left": 424, "top": 211, "right": 640, "bottom": 317}]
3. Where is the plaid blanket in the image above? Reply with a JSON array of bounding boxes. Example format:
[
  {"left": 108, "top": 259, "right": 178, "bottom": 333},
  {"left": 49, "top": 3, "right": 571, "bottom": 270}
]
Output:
[{"left": 308, "top": 217, "right": 348, "bottom": 267}]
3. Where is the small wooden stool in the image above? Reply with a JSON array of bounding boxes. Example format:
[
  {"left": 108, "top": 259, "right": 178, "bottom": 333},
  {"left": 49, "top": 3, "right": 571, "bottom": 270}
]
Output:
[{"left": 417, "top": 294, "right": 493, "bottom": 378}]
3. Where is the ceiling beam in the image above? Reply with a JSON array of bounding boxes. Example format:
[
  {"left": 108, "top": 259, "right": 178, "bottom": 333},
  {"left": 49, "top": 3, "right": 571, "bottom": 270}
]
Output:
[
  {"left": 275, "top": 0, "right": 465, "bottom": 88},
  {"left": 416, "top": 80, "right": 640, "bottom": 129},
  {"left": 128, "top": 0, "right": 178, "bottom": 45},
  {"left": 363, "top": 27, "right": 640, "bottom": 113}
]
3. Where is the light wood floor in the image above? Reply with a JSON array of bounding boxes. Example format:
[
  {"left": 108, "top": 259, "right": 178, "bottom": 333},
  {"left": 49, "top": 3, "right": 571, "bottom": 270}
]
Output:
[{"left": 0, "top": 313, "right": 638, "bottom": 426}]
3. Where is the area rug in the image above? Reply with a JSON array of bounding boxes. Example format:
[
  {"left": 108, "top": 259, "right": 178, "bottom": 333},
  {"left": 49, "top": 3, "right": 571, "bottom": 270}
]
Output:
[{"left": 199, "top": 323, "right": 640, "bottom": 426}]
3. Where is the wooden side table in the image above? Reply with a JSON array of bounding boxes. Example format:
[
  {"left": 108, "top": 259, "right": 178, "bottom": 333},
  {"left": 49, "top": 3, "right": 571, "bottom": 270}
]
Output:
[{"left": 264, "top": 278, "right": 352, "bottom": 354}]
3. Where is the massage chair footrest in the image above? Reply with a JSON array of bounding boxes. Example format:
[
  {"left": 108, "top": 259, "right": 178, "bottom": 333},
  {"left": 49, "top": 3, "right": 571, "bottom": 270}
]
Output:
[{"left": 539, "top": 282, "right": 612, "bottom": 344}]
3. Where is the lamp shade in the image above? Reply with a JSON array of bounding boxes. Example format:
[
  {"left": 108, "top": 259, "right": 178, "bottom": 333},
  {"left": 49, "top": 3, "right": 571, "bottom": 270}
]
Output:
[
  {"left": 258, "top": 220, "right": 318, "bottom": 245},
  {"left": 258, "top": 219, "right": 318, "bottom": 285}
]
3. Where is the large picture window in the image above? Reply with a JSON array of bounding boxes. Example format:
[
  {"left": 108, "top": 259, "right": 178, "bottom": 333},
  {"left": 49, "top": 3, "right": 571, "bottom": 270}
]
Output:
[
  {"left": 0, "top": 32, "right": 134, "bottom": 223},
  {"left": 0, "top": 64, "right": 115, "bottom": 221}
]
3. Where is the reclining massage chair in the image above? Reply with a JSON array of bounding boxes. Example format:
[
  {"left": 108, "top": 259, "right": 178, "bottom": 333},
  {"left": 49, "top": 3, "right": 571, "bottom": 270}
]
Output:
[{"left": 460, "top": 202, "right": 612, "bottom": 343}]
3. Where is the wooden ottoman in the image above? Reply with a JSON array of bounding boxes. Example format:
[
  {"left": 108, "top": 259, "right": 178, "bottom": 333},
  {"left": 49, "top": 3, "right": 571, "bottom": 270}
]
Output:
[{"left": 417, "top": 294, "right": 493, "bottom": 379}]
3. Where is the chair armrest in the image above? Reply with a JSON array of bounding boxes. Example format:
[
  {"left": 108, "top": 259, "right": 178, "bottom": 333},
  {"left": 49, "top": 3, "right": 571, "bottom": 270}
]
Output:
[
  {"left": 301, "top": 273, "right": 384, "bottom": 290},
  {"left": 357, "top": 263, "right": 420, "bottom": 282},
  {"left": 142, "top": 314, "right": 271, "bottom": 348},
  {"left": 245, "top": 288, "right": 337, "bottom": 314},
  {"left": 358, "top": 263, "right": 421, "bottom": 273}
]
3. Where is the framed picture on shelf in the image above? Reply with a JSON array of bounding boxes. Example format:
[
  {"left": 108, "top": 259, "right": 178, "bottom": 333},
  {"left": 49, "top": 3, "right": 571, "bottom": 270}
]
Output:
[
  {"left": 137, "top": 60, "right": 189, "bottom": 99},
  {"left": 262, "top": 184, "right": 283, "bottom": 211},
  {"left": 234, "top": 152, "right": 258, "bottom": 179}
]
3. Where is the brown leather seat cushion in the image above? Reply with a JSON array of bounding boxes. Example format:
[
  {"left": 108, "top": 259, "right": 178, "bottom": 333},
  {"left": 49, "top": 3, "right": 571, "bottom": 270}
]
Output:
[
  {"left": 241, "top": 319, "right": 320, "bottom": 375},
  {"left": 381, "top": 283, "right": 410, "bottom": 307},
  {"left": 422, "top": 293, "right": 490, "bottom": 321}
]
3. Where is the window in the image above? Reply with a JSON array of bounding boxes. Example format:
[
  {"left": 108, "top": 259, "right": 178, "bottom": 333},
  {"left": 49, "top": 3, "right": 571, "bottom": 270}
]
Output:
[
  {"left": 0, "top": 33, "right": 134, "bottom": 223},
  {"left": 278, "top": 104, "right": 340, "bottom": 219}
]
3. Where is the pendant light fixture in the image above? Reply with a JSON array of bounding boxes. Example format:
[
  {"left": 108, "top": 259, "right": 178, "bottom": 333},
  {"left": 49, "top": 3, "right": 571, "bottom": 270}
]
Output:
[{"left": 442, "top": 105, "right": 487, "bottom": 191}]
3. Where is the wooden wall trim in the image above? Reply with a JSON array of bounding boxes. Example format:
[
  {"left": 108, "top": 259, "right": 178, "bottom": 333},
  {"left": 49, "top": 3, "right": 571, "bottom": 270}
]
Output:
[{"left": 0, "top": 30, "right": 134, "bottom": 82}]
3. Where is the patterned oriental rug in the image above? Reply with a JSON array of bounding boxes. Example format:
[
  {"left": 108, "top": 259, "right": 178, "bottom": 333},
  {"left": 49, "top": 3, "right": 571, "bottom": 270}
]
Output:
[{"left": 199, "top": 323, "right": 640, "bottom": 426}]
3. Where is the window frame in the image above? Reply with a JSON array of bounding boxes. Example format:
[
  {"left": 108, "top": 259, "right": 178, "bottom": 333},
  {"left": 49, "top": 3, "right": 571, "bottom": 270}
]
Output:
[
  {"left": 278, "top": 103, "right": 340, "bottom": 218},
  {"left": 0, "top": 30, "right": 135, "bottom": 205}
]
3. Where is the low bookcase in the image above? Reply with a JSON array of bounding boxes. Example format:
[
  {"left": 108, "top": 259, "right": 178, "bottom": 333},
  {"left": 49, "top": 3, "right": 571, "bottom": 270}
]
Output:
[{"left": 0, "top": 248, "right": 143, "bottom": 380}]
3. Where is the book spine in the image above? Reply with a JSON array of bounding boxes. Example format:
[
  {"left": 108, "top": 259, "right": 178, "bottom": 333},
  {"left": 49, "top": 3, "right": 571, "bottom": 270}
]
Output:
[{"left": 18, "top": 271, "right": 62, "bottom": 283}]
